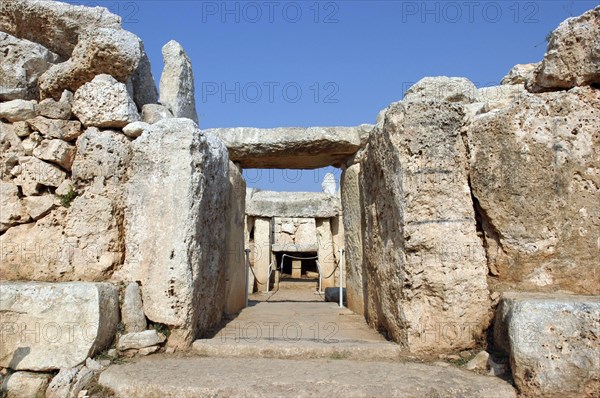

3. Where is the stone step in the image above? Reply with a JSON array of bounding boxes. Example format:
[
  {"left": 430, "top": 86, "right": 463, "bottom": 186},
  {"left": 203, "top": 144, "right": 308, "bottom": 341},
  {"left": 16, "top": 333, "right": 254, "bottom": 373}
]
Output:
[
  {"left": 192, "top": 338, "right": 404, "bottom": 361},
  {"left": 98, "top": 355, "right": 517, "bottom": 398}
]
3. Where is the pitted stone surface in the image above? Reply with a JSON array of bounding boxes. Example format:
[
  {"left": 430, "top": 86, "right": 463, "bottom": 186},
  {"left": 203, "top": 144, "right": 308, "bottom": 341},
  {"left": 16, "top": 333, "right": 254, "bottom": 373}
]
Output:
[
  {"left": 246, "top": 190, "right": 341, "bottom": 218},
  {"left": 205, "top": 125, "right": 372, "bottom": 169},
  {"left": 0, "top": 282, "right": 119, "bottom": 371}
]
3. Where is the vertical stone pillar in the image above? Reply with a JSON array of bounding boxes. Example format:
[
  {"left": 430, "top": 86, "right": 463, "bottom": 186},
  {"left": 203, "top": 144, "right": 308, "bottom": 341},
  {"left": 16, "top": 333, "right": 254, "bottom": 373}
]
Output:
[
  {"left": 316, "top": 218, "right": 335, "bottom": 289},
  {"left": 341, "top": 163, "right": 364, "bottom": 315},
  {"left": 224, "top": 162, "right": 246, "bottom": 314},
  {"left": 361, "top": 100, "right": 491, "bottom": 354},
  {"left": 245, "top": 216, "right": 255, "bottom": 295},
  {"left": 120, "top": 119, "right": 228, "bottom": 348},
  {"left": 331, "top": 211, "right": 345, "bottom": 287},
  {"left": 253, "top": 217, "right": 272, "bottom": 292}
]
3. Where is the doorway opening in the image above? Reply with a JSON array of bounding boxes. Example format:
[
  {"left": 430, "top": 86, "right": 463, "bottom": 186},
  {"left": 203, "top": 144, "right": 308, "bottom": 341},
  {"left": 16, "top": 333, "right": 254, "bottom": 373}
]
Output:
[{"left": 275, "top": 251, "right": 319, "bottom": 280}]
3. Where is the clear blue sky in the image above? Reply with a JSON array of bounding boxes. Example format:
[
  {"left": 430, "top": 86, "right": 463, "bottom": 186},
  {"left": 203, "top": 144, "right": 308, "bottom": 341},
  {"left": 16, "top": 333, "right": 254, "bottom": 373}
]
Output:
[{"left": 70, "top": 0, "right": 598, "bottom": 191}]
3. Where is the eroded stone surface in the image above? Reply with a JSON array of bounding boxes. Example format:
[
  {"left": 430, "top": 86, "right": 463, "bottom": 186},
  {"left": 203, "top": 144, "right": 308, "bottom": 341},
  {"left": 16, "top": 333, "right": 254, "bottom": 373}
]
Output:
[
  {"left": 0, "top": 181, "right": 30, "bottom": 231},
  {"left": 159, "top": 41, "right": 198, "bottom": 123},
  {"left": 341, "top": 164, "right": 365, "bottom": 316},
  {"left": 361, "top": 99, "right": 491, "bottom": 354},
  {"left": 223, "top": 162, "right": 246, "bottom": 314},
  {"left": 72, "top": 74, "right": 140, "bottom": 128},
  {"left": 117, "top": 118, "right": 229, "bottom": 347},
  {"left": 39, "top": 28, "right": 142, "bottom": 100},
  {"left": 494, "top": 292, "right": 600, "bottom": 398},
  {"left": 117, "top": 330, "right": 165, "bottom": 351},
  {"left": 0, "top": 282, "right": 119, "bottom": 371},
  {"left": 0, "top": 371, "right": 51, "bottom": 398},
  {"left": 530, "top": 7, "right": 600, "bottom": 91},
  {"left": 467, "top": 87, "right": 600, "bottom": 294},
  {"left": 99, "top": 356, "right": 517, "bottom": 398},
  {"left": 122, "top": 282, "right": 147, "bottom": 333},
  {"left": 71, "top": 127, "right": 131, "bottom": 186},
  {"left": 141, "top": 104, "right": 172, "bottom": 124},
  {"left": 501, "top": 63, "right": 538, "bottom": 86},
  {"left": 0, "top": 32, "right": 60, "bottom": 101},
  {"left": 205, "top": 125, "right": 370, "bottom": 169},
  {"left": 0, "top": 0, "right": 121, "bottom": 58},
  {"left": 0, "top": 100, "right": 37, "bottom": 122},
  {"left": 246, "top": 190, "right": 341, "bottom": 218},
  {"left": 403, "top": 76, "right": 478, "bottom": 104},
  {"left": 32, "top": 139, "right": 76, "bottom": 169}
]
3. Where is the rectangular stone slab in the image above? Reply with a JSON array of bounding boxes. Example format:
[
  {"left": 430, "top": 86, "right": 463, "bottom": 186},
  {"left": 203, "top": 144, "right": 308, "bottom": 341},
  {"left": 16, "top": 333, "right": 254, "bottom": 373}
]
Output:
[
  {"left": 204, "top": 125, "right": 372, "bottom": 169},
  {"left": 246, "top": 190, "right": 341, "bottom": 218},
  {"left": 494, "top": 292, "right": 600, "bottom": 398},
  {"left": 0, "top": 282, "right": 119, "bottom": 371}
]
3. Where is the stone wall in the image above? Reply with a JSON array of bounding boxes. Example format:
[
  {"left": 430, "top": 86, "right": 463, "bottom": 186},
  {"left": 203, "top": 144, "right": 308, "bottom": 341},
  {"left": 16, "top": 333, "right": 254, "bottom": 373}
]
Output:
[
  {"left": 0, "top": 1, "right": 236, "bottom": 392},
  {"left": 272, "top": 217, "right": 318, "bottom": 249}
]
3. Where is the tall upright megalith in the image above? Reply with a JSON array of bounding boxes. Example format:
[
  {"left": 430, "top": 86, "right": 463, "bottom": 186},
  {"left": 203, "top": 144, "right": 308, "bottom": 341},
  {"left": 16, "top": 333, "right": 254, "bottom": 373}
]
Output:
[{"left": 159, "top": 40, "right": 199, "bottom": 123}]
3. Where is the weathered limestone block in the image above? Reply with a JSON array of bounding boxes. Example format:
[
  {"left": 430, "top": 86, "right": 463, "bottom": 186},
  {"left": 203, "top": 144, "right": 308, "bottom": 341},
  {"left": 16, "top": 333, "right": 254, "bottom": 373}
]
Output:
[
  {"left": 403, "top": 76, "right": 478, "bottom": 104},
  {"left": 117, "top": 118, "right": 229, "bottom": 347},
  {"left": 0, "top": 181, "right": 30, "bottom": 231},
  {"left": 0, "top": 32, "right": 60, "bottom": 101},
  {"left": 72, "top": 75, "right": 140, "bottom": 128},
  {"left": 316, "top": 218, "right": 336, "bottom": 289},
  {"left": 0, "top": 209, "right": 71, "bottom": 281},
  {"left": 141, "top": 104, "right": 173, "bottom": 124},
  {"left": 0, "top": 0, "right": 121, "bottom": 58},
  {"left": 46, "top": 365, "right": 94, "bottom": 398},
  {"left": 130, "top": 43, "right": 159, "bottom": 109},
  {"left": 39, "top": 28, "right": 142, "bottom": 100},
  {"left": 467, "top": 87, "right": 600, "bottom": 294},
  {"left": 26, "top": 116, "right": 82, "bottom": 141},
  {"left": 117, "top": 330, "right": 165, "bottom": 351},
  {"left": 361, "top": 100, "right": 491, "bottom": 354},
  {"left": 12, "top": 121, "right": 30, "bottom": 137},
  {"left": 494, "top": 292, "right": 600, "bottom": 397},
  {"left": 246, "top": 190, "right": 341, "bottom": 218},
  {"left": 15, "top": 156, "right": 67, "bottom": 195},
  {"left": 71, "top": 127, "right": 131, "bottom": 186},
  {"left": 22, "top": 195, "right": 55, "bottom": 220},
  {"left": 0, "top": 282, "right": 119, "bottom": 371},
  {"left": 295, "top": 220, "right": 318, "bottom": 245},
  {"left": 476, "top": 85, "right": 527, "bottom": 113},
  {"left": 122, "top": 282, "right": 147, "bottom": 333},
  {"left": 224, "top": 162, "right": 247, "bottom": 314},
  {"left": 63, "top": 192, "right": 124, "bottom": 281},
  {"left": 159, "top": 41, "right": 198, "bottom": 123},
  {"left": 530, "top": 7, "right": 600, "bottom": 91},
  {"left": 501, "top": 63, "right": 538, "bottom": 86},
  {"left": 206, "top": 125, "right": 369, "bottom": 169},
  {"left": 341, "top": 164, "right": 365, "bottom": 316},
  {"left": 1, "top": 192, "right": 123, "bottom": 282},
  {"left": 0, "top": 126, "right": 24, "bottom": 180},
  {"left": 32, "top": 139, "right": 76, "bottom": 170},
  {"left": 0, "top": 99, "right": 37, "bottom": 122},
  {"left": 38, "top": 98, "right": 71, "bottom": 120},
  {"left": 0, "top": 371, "right": 51, "bottom": 398},
  {"left": 122, "top": 121, "right": 150, "bottom": 138}
]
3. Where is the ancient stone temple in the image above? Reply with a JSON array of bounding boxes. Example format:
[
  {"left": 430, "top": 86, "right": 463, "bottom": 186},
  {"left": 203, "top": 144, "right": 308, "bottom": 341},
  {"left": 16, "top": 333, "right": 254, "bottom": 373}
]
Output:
[{"left": 0, "top": 1, "right": 598, "bottom": 397}]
